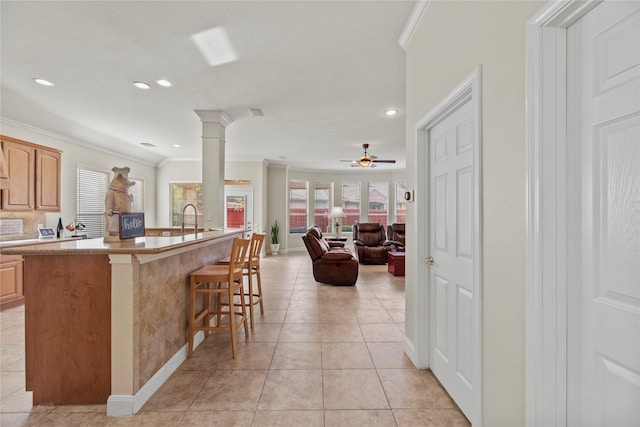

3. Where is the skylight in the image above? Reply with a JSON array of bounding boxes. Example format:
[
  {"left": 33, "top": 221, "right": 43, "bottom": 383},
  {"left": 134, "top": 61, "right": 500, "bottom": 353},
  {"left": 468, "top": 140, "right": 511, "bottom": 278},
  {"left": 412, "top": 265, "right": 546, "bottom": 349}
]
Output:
[{"left": 191, "top": 27, "right": 238, "bottom": 67}]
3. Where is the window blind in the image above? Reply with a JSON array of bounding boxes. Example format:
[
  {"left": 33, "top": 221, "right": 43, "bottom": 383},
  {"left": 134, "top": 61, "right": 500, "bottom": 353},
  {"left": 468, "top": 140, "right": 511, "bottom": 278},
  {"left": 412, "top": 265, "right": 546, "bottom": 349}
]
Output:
[{"left": 76, "top": 166, "right": 110, "bottom": 238}]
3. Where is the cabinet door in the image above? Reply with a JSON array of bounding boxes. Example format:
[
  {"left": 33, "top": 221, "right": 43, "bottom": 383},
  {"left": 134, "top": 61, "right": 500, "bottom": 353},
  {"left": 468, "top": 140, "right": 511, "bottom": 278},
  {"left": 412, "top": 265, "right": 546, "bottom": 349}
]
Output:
[
  {"left": 0, "top": 255, "right": 24, "bottom": 309},
  {"left": 1, "top": 140, "right": 35, "bottom": 210},
  {"left": 35, "top": 149, "right": 61, "bottom": 211}
]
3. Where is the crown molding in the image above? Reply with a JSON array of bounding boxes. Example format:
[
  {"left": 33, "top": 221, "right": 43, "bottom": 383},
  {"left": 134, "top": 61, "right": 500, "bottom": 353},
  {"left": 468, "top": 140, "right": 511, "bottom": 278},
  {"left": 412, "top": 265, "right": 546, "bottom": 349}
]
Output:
[
  {"left": 0, "top": 117, "right": 157, "bottom": 167},
  {"left": 399, "top": 0, "right": 431, "bottom": 50},
  {"left": 193, "top": 110, "right": 233, "bottom": 127}
]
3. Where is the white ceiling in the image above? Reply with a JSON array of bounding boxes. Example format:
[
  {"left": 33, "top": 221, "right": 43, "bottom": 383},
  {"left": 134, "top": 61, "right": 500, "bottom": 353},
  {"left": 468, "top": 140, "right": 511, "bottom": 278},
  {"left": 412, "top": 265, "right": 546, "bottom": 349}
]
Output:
[{"left": 1, "top": 1, "right": 414, "bottom": 171}]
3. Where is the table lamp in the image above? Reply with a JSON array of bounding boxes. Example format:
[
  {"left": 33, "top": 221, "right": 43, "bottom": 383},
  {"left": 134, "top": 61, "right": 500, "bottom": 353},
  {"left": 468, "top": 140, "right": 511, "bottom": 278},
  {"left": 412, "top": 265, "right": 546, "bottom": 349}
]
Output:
[{"left": 328, "top": 206, "right": 346, "bottom": 237}]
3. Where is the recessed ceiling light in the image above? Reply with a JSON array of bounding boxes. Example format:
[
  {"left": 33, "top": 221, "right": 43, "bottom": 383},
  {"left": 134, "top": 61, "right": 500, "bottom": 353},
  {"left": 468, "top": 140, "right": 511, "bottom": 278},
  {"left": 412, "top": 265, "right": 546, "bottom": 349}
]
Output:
[
  {"left": 140, "top": 142, "right": 156, "bottom": 147},
  {"left": 133, "top": 81, "right": 151, "bottom": 90},
  {"left": 156, "top": 79, "right": 172, "bottom": 87},
  {"left": 173, "top": 144, "right": 181, "bottom": 148},
  {"left": 384, "top": 109, "right": 399, "bottom": 116},
  {"left": 34, "top": 78, "right": 55, "bottom": 87}
]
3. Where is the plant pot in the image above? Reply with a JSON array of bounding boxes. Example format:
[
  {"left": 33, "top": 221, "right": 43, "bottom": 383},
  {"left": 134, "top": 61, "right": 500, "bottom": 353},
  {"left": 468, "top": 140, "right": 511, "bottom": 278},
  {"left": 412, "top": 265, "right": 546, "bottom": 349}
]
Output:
[{"left": 270, "top": 243, "right": 280, "bottom": 255}]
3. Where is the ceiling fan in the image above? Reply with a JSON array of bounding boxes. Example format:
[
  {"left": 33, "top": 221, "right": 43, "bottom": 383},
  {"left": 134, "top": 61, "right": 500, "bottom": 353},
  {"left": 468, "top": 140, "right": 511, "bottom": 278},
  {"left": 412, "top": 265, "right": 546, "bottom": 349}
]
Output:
[{"left": 340, "top": 143, "right": 397, "bottom": 168}]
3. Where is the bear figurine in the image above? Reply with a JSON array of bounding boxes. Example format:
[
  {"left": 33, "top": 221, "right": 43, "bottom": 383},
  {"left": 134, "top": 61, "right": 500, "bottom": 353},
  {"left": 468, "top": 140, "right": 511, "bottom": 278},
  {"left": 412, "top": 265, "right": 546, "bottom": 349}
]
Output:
[{"left": 104, "top": 166, "right": 136, "bottom": 241}]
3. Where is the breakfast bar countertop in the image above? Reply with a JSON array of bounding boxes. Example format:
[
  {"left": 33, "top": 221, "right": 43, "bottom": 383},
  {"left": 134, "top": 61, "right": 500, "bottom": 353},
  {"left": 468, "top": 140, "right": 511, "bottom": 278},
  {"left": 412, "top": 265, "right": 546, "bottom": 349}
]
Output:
[{"left": 0, "top": 228, "right": 246, "bottom": 255}]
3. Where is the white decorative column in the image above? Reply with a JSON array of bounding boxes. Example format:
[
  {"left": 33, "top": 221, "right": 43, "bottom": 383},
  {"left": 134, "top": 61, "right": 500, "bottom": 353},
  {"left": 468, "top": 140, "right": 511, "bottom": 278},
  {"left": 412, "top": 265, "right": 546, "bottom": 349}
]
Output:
[{"left": 194, "top": 110, "right": 232, "bottom": 229}]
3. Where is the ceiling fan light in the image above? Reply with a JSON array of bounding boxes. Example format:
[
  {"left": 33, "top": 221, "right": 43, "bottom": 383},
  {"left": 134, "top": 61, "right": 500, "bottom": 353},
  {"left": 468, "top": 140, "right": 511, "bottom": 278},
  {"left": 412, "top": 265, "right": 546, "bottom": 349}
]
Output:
[{"left": 359, "top": 155, "right": 373, "bottom": 167}]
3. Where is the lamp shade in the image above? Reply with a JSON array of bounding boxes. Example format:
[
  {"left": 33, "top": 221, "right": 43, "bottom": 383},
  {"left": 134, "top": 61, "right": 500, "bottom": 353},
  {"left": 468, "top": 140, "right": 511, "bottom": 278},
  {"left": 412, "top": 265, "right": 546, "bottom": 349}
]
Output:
[{"left": 328, "top": 206, "right": 346, "bottom": 218}]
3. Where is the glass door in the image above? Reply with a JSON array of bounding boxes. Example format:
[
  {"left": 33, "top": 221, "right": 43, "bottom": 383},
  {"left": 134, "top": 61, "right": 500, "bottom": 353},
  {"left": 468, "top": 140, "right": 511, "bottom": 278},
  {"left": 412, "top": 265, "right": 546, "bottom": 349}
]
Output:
[{"left": 224, "top": 187, "right": 253, "bottom": 237}]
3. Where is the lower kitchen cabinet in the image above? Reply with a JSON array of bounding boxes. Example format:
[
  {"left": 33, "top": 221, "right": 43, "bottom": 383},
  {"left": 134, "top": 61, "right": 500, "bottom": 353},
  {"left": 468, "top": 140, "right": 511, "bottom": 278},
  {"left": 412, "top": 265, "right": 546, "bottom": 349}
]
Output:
[{"left": 0, "top": 254, "right": 24, "bottom": 309}]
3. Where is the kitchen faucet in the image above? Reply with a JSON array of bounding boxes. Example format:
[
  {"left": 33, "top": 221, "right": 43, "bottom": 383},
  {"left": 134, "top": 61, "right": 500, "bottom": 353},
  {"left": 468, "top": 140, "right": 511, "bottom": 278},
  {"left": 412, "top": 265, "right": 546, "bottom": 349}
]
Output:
[{"left": 181, "top": 203, "right": 198, "bottom": 235}]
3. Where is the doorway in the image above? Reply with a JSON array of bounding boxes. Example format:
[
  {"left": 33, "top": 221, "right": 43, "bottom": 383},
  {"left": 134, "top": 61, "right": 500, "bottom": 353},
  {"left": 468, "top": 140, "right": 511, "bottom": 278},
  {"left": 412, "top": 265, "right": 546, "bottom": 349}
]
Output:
[
  {"left": 225, "top": 186, "right": 253, "bottom": 238},
  {"left": 526, "top": 1, "right": 640, "bottom": 425},
  {"left": 414, "top": 67, "right": 483, "bottom": 424}
]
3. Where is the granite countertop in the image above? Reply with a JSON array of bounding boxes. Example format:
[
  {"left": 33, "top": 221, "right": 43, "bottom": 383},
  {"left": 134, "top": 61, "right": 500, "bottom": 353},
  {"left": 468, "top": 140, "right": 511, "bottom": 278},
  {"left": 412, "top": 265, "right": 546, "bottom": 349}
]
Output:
[
  {"left": 0, "top": 228, "right": 246, "bottom": 255},
  {"left": 0, "top": 236, "right": 84, "bottom": 249}
]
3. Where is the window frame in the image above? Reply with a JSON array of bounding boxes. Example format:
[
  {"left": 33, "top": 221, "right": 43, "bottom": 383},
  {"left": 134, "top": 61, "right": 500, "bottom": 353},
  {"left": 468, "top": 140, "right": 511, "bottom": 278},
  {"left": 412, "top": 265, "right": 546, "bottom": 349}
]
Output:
[
  {"left": 313, "top": 181, "right": 334, "bottom": 234},
  {"left": 368, "top": 181, "right": 389, "bottom": 228},
  {"left": 170, "top": 182, "right": 203, "bottom": 227},
  {"left": 288, "top": 179, "right": 308, "bottom": 234},
  {"left": 341, "top": 181, "right": 361, "bottom": 232},
  {"left": 395, "top": 179, "right": 407, "bottom": 223}
]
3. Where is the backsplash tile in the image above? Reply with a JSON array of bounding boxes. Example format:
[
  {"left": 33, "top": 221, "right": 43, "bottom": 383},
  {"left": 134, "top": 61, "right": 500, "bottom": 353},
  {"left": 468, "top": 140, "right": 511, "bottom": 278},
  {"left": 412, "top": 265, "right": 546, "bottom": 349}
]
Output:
[
  {"left": 0, "top": 218, "right": 24, "bottom": 236},
  {"left": 0, "top": 212, "right": 46, "bottom": 240}
]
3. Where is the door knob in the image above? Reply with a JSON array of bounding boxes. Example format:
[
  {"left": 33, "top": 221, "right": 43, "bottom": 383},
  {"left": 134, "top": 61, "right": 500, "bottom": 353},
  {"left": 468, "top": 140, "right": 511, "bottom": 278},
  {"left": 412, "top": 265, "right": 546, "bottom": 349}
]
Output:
[{"left": 426, "top": 256, "right": 435, "bottom": 265}]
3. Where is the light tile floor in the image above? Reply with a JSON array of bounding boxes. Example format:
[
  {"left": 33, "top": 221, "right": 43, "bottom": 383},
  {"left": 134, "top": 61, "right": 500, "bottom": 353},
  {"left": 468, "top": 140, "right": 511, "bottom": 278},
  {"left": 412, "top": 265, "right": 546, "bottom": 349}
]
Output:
[{"left": 0, "top": 253, "right": 470, "bottom": 426}]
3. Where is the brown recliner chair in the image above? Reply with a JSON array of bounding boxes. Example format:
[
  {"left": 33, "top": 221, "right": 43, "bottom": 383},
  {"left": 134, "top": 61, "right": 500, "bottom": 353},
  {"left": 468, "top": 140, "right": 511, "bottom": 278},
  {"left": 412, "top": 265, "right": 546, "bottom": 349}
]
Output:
[
  {"left": 352, "top": 222, "right": 388, "bottom": 264},
  {"left": 302, "top": 227, "right": 358, "bottom": 286},
  {"left": 386, "top": 223, "right": 405, "bottom": 252}
]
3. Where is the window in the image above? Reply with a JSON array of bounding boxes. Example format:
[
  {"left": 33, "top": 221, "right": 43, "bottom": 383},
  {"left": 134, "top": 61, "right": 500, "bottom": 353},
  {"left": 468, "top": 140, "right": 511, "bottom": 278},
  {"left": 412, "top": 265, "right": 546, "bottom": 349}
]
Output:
[
  {"left": 289, "top": 180, "right": 308, "bottom": 234},
  {"left": 76, "top": 166, "right": 110, "bottom": 238},
  {"left": 129, "top": 177, "right": 145, "bottom": 212},
  {"left": 171, "top": 183, "right": 202, "bottom": 227},
  {"left": 368, "top": 181, "right": 389, "bottom": 227},
  {"left": 341, "top": 182, "right": 360, "bottom": 232},
  {"left": 395, "top": 180, "right": 407, "bottom": 222},
  {"left": 313, "top": 181, "right": 333, "bottom": 233}
]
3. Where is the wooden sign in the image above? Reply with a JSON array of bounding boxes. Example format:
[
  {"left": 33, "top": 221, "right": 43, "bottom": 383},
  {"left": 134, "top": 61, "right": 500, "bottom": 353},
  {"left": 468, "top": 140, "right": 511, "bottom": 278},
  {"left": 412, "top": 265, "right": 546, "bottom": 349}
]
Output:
[{"left": 119, "top": 212, "right": 145, "bottom": 239}]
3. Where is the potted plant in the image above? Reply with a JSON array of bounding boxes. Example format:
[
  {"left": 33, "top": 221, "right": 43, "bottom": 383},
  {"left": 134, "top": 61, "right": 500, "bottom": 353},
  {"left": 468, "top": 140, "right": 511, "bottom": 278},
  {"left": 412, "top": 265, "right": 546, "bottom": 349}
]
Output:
[{"left": 270, "top": 220, "right": 280, "bottom": 255}]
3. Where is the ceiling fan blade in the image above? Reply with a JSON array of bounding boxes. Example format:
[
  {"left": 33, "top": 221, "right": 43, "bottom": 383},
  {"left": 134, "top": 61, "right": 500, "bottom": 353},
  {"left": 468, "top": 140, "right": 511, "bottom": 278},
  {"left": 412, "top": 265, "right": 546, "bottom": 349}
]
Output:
[
  {"left": 339, "top": 160, "right": 356, "bottom": 162},
  {"left": 372, "top": 159, "right": 396, "bottom": 163}
]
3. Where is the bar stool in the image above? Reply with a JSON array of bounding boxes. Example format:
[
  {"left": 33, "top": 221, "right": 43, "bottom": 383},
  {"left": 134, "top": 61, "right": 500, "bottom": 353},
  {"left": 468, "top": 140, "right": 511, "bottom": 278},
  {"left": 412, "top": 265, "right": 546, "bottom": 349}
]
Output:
[
  {"left": 188, "top": 237, "right": 250, "bottom": 359},
  {"left": 219, "top": 232, "right": 265, "bottom": 328}
]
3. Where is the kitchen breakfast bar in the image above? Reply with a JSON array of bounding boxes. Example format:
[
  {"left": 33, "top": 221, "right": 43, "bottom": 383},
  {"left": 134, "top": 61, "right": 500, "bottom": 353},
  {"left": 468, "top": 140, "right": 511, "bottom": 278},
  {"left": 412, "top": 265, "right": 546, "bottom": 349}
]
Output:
[{"left": 0, "top": 229, "right": 246, "bottom": 416}]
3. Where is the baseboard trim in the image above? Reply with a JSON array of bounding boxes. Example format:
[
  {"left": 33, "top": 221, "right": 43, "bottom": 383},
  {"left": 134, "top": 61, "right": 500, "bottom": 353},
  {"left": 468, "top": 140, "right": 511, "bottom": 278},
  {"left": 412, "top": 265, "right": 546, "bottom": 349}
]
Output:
[
  {"left": 404, "top": 336, "right": 422, "bottom": 368},
  {"left": 107, "top": 331, "right": 205, "bottom": 417}
]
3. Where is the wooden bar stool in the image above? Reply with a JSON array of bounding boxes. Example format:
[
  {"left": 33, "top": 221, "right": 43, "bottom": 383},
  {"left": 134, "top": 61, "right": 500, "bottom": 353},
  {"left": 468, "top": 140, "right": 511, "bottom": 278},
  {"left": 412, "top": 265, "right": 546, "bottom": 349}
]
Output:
[
  {"left": 188, "top": 237, "right": 250, "bottom": 359},
  {"left": 219, "top": 232, "right": 265, "bottom": 328}
]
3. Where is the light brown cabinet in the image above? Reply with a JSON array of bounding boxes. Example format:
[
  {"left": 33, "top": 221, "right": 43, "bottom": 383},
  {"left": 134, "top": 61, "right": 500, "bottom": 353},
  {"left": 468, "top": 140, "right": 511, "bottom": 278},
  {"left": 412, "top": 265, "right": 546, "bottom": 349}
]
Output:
[
  {"left": 35, "top": 148, "right": 61, "bottom": 211},
  {"left": 1, "top": 136, "right": 61, "bottom": 212},
  {"left": 0, "top": 254, "right": 24, "bottom": 309}
]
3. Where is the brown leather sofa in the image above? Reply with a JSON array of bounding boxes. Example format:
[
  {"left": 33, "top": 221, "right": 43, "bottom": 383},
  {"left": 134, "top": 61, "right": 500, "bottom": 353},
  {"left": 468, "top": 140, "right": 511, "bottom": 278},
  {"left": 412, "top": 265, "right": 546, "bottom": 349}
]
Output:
[
  {"left": 307, "top": 225, "right": 346, "bottom": 249},
  {"left": 352, "top": 222, "right": 388, "bottom": 264},
  {"left": 302, "top": 227, "right": 358, "bottom": 286},
  {"left": 386, "top": 223, "right": 405, "bottom": 252}
]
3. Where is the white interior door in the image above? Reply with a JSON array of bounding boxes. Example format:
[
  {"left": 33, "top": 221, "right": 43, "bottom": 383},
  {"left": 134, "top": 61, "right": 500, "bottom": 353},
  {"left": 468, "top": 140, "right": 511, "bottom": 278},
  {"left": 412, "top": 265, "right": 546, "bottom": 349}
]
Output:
[
  {"left": 567, "top": 2, "right": 640, "bottom": 425},
  {"left": 428, "top": 99, "right": 475, "bottom": 419}
]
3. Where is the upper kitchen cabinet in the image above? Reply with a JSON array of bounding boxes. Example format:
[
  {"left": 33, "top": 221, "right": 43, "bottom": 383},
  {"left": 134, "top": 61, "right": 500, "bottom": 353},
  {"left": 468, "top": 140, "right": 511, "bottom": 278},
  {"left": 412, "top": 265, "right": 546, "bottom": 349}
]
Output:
[
  {"left": 1, "top": 136, "right": 61, "bottom": 212},
  {"left": 35, "top": 148, "right": 61, "bottom": 211}
]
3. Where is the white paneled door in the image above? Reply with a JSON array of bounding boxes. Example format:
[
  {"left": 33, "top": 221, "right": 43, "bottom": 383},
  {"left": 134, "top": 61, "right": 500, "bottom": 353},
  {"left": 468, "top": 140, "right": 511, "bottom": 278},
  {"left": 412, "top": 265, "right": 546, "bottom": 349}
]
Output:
[
  {"left": 567, "top": 1, "right": 640, "bottom": 425},
  {"left": 428, "top": 99, "right": 474, "bottom": 419}
]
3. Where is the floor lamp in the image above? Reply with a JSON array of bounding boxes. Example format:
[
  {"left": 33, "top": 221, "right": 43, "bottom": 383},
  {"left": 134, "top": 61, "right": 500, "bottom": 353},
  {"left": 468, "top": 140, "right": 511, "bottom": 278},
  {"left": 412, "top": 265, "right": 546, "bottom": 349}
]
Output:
[{"left": 328, "top": 206, "right": 346, "bottom": 238}]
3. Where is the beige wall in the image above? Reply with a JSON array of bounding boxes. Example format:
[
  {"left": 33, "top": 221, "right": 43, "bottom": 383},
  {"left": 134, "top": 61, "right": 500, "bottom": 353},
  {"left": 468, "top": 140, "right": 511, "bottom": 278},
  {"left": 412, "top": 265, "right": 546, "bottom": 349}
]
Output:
[
  {"left": 267, "top": 164, "right": 288, "bottom": 253},
  {"left": 404, "top": 1, "right": 544, "bottom": 425},
  {"left": 1, "top": 119, "right": 157, "bottom": 231}
]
